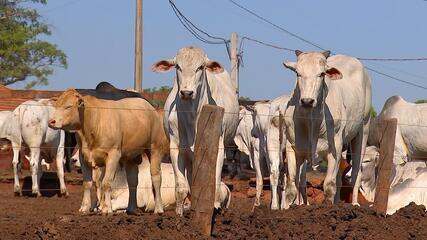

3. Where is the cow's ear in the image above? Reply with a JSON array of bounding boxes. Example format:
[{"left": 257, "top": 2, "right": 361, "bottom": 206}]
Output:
[
  {"left": 205, "top": 61, "right": 224, "bottom": 73},
  {"left": 295, "top": 50, "right": 304, "bottom": 57},
  {"left": 283, "top": 61, "right": 297, "bottom": 72},
  {"left": 152, "top": 59, "right": 175, "bottom": 73},
  {"left": 77, "top": 98, "right": 84, "bottom": 108},
  {"left": 325, "top": 66, "right": 343, "bottom": 80},
  {"left": 271, "top": 116, "right": 280, "bottom": 128},
  {"left": 322, "top": 50, "right": 331, "bottom": 59}
]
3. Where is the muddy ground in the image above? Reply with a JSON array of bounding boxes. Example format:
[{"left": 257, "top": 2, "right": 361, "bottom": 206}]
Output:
[{"left": 0, "top": 171, "right": 426, "bottom": 240}]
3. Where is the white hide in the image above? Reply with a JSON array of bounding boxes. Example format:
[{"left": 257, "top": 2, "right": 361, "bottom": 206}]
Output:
[
  {"left": 240, "top": 95, "right": 290, "bottom": 210},
  {"left": 3, "top": 99, "right": 68, "bottom": 196},
  {"left": 370, "top": 96, "right": 427, "bottom": 165},
  {"left": 283, "top": 52, "right": 372, "bottom": 207},
  {"left": 359, "top": 146, "right": 427, "bottom": 215},
  {"left": 155, "top": 47, "right": 239, "bottom": 215},
  {"left": 111, "top": 159, "right": 231, "bottom": 211},
  {"left": 0, "top": 111, "right": 22, "bottom": 194},
  {"left": 234, "top": 106, "right": 265, "bottom": 208}
]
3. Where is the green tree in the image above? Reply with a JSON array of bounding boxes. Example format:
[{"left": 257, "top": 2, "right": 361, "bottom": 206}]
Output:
[
  {"left": 370, "top": 105, "right": 377, "bottom": 118},
  {"left": 415, "top": 99, "right": 427, "bottom": 104},
  {"left": 239, "top": 96, "right": 251, "bottom": 101},
  {"left": 0, "top": 0, "right": 67, "bottom": 88}
]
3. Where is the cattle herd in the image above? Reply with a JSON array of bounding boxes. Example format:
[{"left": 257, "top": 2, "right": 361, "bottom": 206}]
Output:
[{"left": 0, "top": 47, "right": 426, "bottom": 219}]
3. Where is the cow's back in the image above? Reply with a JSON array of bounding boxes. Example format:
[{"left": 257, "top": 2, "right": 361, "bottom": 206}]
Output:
[
  {"left": 325, "top": 55, "right": 372, "bottom": 140},
  {"left": 81, "top": 96, "right": 163, "bottom": 159},
  {"left": 378, "top": 96, "right": 427, "bottom": 157}
]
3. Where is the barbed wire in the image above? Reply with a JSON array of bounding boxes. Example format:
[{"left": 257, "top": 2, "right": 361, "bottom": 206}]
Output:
[
  {"left": 4, "top": 101, "right": 427, "bottom": 128},
  {"left": 5, "top": 144, "right": 427, "bottom": 161},
  {"left": 12, "top": 184, "right": 427, "bottom": 191}
]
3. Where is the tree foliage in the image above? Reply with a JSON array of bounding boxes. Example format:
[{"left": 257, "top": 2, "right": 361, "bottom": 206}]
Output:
[
  {"left": 415, "top": 99, "right": 427, "bottom": 104},
  {"left": 0, "top": 0, "right": 67, "bottom": 88},
  {"left": 370, "top": 105, "right": 377, "bottom": 118}
]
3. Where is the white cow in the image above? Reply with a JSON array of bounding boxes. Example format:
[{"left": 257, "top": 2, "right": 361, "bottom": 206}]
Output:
[
  {"left": 7, "top": 100, "right": 67, "bottom": 196},
  {"left": 0, "top": 111, "right": 22, "bottom": 194},
  {"left": 283, "top": 50, "right": 372, "bottom": 207},
  {"left": 111, "top": 158, "right": 231, "bottom": 211},
  {"left": 359, "top": 146, "right": 427, "bottom": 214},
  {"left": 234, "top": 106, "right": 266, "bottom": 208},
  {"left": 369, "top": 96, "right": 427, "bottom": 165},
  {"left": 234, "top": 95, "right": 290, "bottom": 210},
  {"left": 152, "top": 46, "right": 239, "bottom": 215},
  {"left": 266, "top": 95, "right": 290, "bottom": 209}
]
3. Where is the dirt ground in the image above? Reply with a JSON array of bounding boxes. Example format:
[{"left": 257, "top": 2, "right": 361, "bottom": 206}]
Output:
[{"left": 0, "top": 171, "right": 426, "bottom": 240}]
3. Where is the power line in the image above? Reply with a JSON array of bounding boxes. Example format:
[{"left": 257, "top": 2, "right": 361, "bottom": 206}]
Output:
[
  {"left": 364, "top": 66, "right": 427, "bottom": 90},
  {"left": 168, "top": 0, "right": 231, "bottom": 59},
  {"left": 225, "top": 0, "right": 427, "bottom": 90},
  {"left": 240, "top": 36, "right": 294, "bottom": 52},
  {"left": 358, "top": 57, "right": 427, "bottom": 61},
  {"left": 227, "top": 0, "right": 327, "bottom": 51}
]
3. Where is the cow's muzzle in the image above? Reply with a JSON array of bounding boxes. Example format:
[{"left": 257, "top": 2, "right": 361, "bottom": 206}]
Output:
[
  {"left": 300, "top": 98, "right": 315, "bottom": 108},
  {"left": 180, "top": 90, "right": 194, "bottom": 100}
]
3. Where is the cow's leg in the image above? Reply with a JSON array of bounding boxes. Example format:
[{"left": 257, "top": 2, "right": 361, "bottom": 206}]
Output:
[
  {"left": 29, "top": 148, "right": 41, "bottom": 197},
  {"left": 350, "top": 123, "right": 369, "bottom": 206},
  {"left": 79, "top": 154, "right": 93, "bottom": 213},
  {"left": 101, "top": 150, "right": 120, "bottom": 215},
  {"left": 149, "top": 148, "right": 164, "bottom": 214},
  {"left": 11, "top": 141, "right": 21, "bottom": 196},
  {"left": 92, "top": 167, "right": 104, "bottom": 212},
  {"left": 124, "top": 162, "right": 138, "bottom": 214},
  {"left": 170, "top": 140, "right": 188, "bottom": 216},
  {"left": 280, "top": 166, "right": 288, "bottom": 209},
  {"left": 252, "top": 142, "right": 263, "bottom": 208},
  {"left": 284, "top": 141, "right": 298, "bottom": 209},
  {"left": 297, "top": 160, "right": 308, "bottom": 205},
  {"left": 269, "top": 155, "right": 280, "bottom": 210},
  {"left": 55, "top": 138, "right": 67, "bottom": 196},
  {"left": 323, "top": 141, "right": 343, "bottom": 204},
  {"left": 214, "top": 136, "right": 225, "bottom": 209}
]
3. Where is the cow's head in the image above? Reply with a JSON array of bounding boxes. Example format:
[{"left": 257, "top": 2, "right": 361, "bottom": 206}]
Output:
[
  {"left": 48, "top": 89, "right": 84, "bottom": 131},
  {"left": 152, "top": 46, "right": 224, "bottom": 101},
  {"left": 283, "top": 50, "right": 343, "bottom": 108}
]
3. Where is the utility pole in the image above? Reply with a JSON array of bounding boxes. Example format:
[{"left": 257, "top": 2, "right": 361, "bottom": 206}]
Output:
[
  {"left": 230, "top": 32, "right": 239, "bottom": 96},
  {"left": 134, "top": 0, "right": 143, "bottom": 92}
]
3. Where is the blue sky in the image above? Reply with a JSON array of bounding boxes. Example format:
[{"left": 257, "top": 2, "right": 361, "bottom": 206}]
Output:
[{"left": 12, "top": 0, "right": 427, "bottom": 110}]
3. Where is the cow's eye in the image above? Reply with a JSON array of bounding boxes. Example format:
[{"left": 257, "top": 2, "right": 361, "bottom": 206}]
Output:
[
  {"left": 296, "top": 73, "right": 301, "bottom": 78},
  {"left": 175, "top": 64, "right": 181, "bottom": 71},
  {"left": 318, "top": 73, "right": 325, "bottom": 78},
  {"left": 196, "top": 65, "right": 204, "bottom": 72},
  {"left": 65, "top": 106, "right": 72, "bottom": 110}
]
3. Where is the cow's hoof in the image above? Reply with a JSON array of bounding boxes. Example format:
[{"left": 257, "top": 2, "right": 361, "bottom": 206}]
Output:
[
  {"left": 32, "top": 190, "right": 41, "bottom": 198},
  {"left": 101, "top": 207, "right": 113, "bottom": 215},
  {"left": 14, "top": 190, "right": 22, "bottom": 197},
  {"left": 154, "top": 207, "right": 164, "bottom": 215},
  {"left": 126, "top": 209, "right": 137, "bottom": 216},
  {"left": 352, "top": 202, "right": 361, "bottom": 207},
  {"left": 79, "top": 206, "right": 91, "bottom": 214},
  {"left": 59, "top": 189, "right": 69, "bottom": 198},
  {"left": 271, "top": 203, "right": 279, "bottom": 210},
  {"left": 175, "top": 207, "right": 184, "bottom": 216}
]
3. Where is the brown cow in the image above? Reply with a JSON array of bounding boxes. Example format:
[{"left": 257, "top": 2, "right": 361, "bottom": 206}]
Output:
[{"left": 48, "top": 89, "right": 168, "bottom": 214}]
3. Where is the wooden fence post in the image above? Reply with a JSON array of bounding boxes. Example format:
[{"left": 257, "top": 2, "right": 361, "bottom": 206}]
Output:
[
  {"left": 373, "top": 118, "right": 397, "bottom": 215},
  {"left": 191, "top": 105, "right": 224, "bottom": 236}
]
